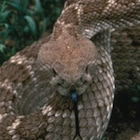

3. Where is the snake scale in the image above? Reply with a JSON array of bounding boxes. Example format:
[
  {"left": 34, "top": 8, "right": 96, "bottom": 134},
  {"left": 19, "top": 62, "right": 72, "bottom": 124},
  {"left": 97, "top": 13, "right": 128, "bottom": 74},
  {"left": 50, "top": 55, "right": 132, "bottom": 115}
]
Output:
[{"left": 0, "top": 0, "right": 140, "bottom": 140}]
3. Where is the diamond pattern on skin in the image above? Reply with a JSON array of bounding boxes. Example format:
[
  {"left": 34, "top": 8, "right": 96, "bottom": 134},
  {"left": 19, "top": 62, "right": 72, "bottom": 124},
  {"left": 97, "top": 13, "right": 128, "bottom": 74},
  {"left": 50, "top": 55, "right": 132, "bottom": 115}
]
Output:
[{"left": 0, "top": 0, "right": 140, "bottom": 139}]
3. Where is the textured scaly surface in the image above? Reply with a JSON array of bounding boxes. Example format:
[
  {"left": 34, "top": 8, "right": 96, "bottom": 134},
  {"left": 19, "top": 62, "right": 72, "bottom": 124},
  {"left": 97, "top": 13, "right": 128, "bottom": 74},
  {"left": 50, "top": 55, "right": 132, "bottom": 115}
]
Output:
[{"left": 0, "top": 0, "right": 140, "bottom": 140}]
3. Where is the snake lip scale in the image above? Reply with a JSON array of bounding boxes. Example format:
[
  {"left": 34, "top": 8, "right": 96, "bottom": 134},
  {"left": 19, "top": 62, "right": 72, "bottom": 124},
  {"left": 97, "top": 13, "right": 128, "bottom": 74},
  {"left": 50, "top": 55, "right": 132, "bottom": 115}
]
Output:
[{"left": 0, "top": 0, "right": 140, "bottom": 140}]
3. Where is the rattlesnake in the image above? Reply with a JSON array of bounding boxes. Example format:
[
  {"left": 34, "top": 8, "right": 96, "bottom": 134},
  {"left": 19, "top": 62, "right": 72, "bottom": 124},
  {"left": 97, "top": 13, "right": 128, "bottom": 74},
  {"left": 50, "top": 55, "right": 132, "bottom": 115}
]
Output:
[{"left": 0, "top": 0, "right": 140, "bottom": 140}]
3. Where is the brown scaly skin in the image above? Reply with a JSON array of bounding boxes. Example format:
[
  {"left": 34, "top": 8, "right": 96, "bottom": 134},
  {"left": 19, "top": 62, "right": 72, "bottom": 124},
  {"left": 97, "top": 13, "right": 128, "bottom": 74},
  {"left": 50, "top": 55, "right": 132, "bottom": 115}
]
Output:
[
  {"left": 0, "top": 0, "right": 140, "bottom": 140},
  {"left": 111, "top": 25, "right": 140, "bottom": 93}
]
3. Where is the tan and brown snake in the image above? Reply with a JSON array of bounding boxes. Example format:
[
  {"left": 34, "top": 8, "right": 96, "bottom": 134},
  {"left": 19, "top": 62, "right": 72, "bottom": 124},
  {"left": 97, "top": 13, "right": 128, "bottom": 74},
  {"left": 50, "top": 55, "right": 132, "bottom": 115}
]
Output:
[{"left": 0, "top": 0, "right": 140, "bottom": 140}]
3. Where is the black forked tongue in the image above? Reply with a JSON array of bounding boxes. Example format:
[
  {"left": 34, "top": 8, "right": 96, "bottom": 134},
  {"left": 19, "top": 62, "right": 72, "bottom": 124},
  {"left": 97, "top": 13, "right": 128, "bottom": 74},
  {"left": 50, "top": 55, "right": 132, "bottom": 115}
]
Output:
[{"left": 70, "top": 86, "right": 82, "bottom": 140}]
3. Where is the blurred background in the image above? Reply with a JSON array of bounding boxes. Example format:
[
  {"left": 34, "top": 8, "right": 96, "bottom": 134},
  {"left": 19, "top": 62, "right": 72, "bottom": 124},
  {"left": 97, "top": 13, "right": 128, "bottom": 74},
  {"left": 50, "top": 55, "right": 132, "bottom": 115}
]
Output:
[{"left": 0, "top": 0, "right": 65, "bottom": 65}]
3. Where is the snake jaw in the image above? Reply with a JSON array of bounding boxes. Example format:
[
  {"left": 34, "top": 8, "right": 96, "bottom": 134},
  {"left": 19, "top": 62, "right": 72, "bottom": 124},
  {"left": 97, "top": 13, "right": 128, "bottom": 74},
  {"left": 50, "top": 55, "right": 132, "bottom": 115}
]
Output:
[{"left": 50, "top": 71, "right": 93, "bottom": 97}]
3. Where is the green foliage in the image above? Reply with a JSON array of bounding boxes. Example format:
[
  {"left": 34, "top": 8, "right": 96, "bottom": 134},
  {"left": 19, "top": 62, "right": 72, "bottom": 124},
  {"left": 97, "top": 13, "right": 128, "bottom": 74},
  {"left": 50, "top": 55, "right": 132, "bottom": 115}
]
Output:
[
  {"left": 0, "top": 0, "right": 64, "bottom": 65},
  {"left": 41, "top": 0, "right": 64, "bottom": 29}
]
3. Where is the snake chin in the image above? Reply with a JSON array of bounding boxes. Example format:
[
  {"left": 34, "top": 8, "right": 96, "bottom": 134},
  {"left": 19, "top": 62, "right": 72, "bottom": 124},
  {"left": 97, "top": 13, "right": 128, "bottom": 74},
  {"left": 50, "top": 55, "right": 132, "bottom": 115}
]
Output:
[
  {"left": 56, "top": 85, "right": 89, "bottom": 97},
  {"left": 50, "top": 73, "right": 92, "bottom": 97}
]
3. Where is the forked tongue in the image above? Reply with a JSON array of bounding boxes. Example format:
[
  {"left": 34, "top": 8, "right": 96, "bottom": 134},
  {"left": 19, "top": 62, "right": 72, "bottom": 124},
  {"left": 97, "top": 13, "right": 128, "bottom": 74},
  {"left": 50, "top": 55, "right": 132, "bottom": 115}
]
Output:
[{"left": 71, "top": 87, "right": 82, "bottom": 140}]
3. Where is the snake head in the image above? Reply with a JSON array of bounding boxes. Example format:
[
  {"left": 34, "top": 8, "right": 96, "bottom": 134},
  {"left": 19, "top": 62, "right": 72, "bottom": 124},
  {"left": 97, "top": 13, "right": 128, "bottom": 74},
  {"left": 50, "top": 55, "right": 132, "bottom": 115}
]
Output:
[{"left": 38, "top": 31, "right": 97, "bottom": 96}]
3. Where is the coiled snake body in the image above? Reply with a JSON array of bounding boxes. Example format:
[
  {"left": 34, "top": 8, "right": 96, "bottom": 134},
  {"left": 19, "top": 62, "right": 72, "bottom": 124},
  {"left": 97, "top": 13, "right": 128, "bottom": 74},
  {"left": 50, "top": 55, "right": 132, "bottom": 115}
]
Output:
[{"left": 0, "top": 0, "right": 140, "bottom": 140}]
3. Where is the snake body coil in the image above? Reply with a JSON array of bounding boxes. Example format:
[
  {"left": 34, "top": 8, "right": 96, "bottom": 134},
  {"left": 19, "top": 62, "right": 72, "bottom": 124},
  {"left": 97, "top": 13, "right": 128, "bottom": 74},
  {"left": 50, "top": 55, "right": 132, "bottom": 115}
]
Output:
[{"left": 0, "top": 0, "right": 140, "bottom": 140}]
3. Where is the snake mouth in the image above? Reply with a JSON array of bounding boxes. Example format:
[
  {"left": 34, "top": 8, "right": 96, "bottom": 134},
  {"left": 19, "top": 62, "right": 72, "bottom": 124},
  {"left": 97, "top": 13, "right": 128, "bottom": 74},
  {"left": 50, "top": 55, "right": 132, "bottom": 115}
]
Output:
[{"left": 50, "top": 72, "right": 92, "bottom": 97}]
